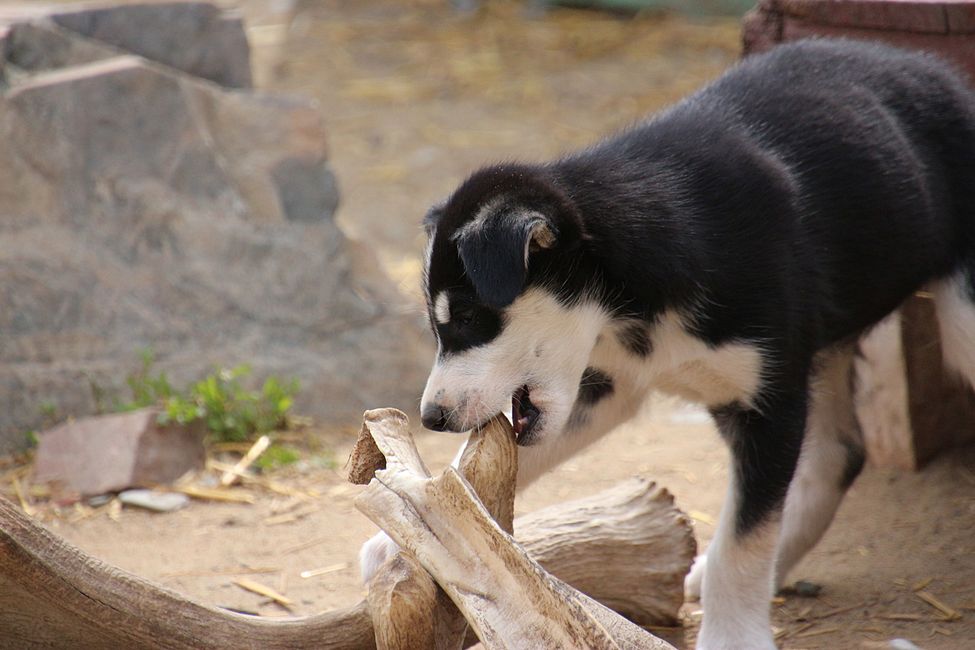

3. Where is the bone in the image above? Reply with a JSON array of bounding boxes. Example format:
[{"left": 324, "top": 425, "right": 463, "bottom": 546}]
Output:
[{"left": 355, "top": 408, "right": 678, "bottom": 650}]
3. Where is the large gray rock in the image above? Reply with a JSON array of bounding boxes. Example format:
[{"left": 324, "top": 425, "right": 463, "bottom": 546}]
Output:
[
  {"left": 0, "top": 4, "right": 431, "bottom": 453},
  {"left": 0, "top": 2, "right": 251, "bottom": 86},
  {"left": 4, "top": 20, "right": 119, "bottom": 73},
  {"left": 50, "top": 1, "right": 252, "bottom": 87}
]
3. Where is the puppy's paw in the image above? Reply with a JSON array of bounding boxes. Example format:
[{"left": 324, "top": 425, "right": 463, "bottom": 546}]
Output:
[
  {"left": 359, "top": 531, "right": 400, "bottom": 583},
  {"left": 695, "top": 634, "right": 777, "bottom": 650},
  {"left": 684, "top": 553, "right": 707, "bottom": 602}
]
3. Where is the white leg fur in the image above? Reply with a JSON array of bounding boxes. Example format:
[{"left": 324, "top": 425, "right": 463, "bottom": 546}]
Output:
[
  {"left": 933, "top": 273, "right": 975, "bottom": 390},
  {"left": 774, "top": 346, "right": 861, "bottom": 588},
  {"left": 690, "top": 346, "right": 863, "bottom": 608},
  {"left": 698, "top": 479, "right": 779, "bottom": 650},
  {"left": 684, "top": 553, "right": 707, "bottom": 602}
]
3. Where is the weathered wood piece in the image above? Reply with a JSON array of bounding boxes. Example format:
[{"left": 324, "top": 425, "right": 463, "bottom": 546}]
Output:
[
  {"left": 855, "top": 297, "right": 975, "bottom": 469},
  {"left": 357, "top": 407, "right": 521, "bottom": 649},
  {"left": 355, "top": 409, "right": 679, "bottom": 650},
  {"left": 518, "top": 476, "right": 694, "bottom": 626},
  {"left": 0, "top": 493, "right": 375, "bottom": 649},
  {"left": 0, "top": 411, "right": 692, "bottom": 649}
]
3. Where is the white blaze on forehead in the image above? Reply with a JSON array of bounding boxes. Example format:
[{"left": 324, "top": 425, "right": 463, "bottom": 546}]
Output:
[{"left": 434, "top": 291, "right": 451, "bottom": 324}]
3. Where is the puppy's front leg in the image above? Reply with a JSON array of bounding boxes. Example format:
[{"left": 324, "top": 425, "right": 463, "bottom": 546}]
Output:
[{"left": 698, "top": 393, "right": 807, "bottom": 650}]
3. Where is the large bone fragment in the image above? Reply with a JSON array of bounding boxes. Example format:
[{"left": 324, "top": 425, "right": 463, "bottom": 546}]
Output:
[
  {"left": 354, "top": 409, "right": 678, "bottom": 650},
  {"left": 355, "top": 408, "right": 472, "bottom": 650},
  {"left": 354, "top": 407, "right": 519, "bottom": 649},
  {"left": 367, "top": 552, "right": 467, "bottom": 650}
]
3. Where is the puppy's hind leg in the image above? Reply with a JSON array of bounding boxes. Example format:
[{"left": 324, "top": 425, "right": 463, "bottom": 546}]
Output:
[{"left": 932, "top": 266, "right": 975, "bottom": 392}]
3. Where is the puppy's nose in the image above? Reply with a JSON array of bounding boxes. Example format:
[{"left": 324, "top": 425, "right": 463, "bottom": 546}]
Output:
[{"left": 421, "top": 403, "right": 450, "bottom": 431}]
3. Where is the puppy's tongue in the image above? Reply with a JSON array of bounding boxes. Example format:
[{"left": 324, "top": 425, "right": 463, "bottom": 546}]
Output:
[
  {"left": 512, "top": 387, "right": 529, "bottom": 437},
  {"left": 512, "top": 395, "right": 524, "bottom": 436}
]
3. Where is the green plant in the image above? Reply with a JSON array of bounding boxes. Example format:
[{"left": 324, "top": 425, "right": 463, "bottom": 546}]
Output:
[
  {"left": 39, "top": 401, "right": 58, "bottom": 419},
  {"left": 169, "top": 365, "right": 299, "bottom": 442},
  {"left": 118, "top": 348, "right": 176, "bottom": 412},
  {"left": 123, "top": 350, "right": 300, "bottom": 443}
]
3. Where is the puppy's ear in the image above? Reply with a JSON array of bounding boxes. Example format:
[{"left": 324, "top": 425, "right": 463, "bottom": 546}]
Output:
[
  {"left": 453, "top": 209, "right": 557, "bottom": 308},
  {"left": 422, "top": 203, "right": 445, "bottom": 236}
]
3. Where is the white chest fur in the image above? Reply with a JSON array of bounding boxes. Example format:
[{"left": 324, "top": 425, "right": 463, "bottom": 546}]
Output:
[{"left": 591, "top": 310, "right": 765, "bottom": 409}]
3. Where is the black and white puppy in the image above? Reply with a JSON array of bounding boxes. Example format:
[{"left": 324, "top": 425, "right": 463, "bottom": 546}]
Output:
[{"left": 366, "top": 38, "right": 975, "bottom": 649}]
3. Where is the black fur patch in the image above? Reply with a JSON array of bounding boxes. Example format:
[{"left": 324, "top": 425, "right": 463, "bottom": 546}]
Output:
[
  {"left": 840, "top": 440, "right": 866, "bottom": 489},
  {"left": 566, "top": 367, "right": 615, "bottom": 431},
  {"left": 617, "top": 322, "right": 652, "bottom": 357},
  {"left": 577, "top": 367, "right": 614, "bottom": 405},
  {"left": 432, "top": 291, "right": 503, "bottom": 355},
  {"left": 712, "top": 393, "right": 807, "bottom": 536}
]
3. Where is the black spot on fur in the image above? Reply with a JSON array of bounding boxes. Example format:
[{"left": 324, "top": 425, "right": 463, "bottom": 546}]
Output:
[
  {"left": 617, "top": 323, "right": 652, "bottom": 357},
  {"left": 433, "top": 291, "right": 504, "bottom": 355},
  {"left": 840, "top": 439, "right": 866, "bottom": 489},
  {"left": 712, "top": 391, "right": 807, "bottom": 536},
  {"left": 566, "top": 367, "right": 614, "bottom": 431},
  {"left": 577, "top": 367, "right": 614, "bottom": 405}
]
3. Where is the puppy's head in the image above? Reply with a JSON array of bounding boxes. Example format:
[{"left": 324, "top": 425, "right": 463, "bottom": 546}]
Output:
[{"left": 419, "top": 164, "right": 603, "bottom": 446}]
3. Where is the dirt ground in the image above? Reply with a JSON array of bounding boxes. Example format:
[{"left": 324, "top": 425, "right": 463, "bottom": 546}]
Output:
[{"left": 12, "top": 1, "right": 975, "bottom": 648}]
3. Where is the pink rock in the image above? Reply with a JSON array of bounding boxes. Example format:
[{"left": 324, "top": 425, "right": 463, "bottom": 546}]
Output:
[{"left": 33, "top": 408, "right": 205, "bottom": 496}]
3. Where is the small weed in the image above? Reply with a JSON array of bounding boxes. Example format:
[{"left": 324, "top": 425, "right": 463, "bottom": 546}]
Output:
[
  {"left": 118, "top": 348, "right": 176, "bottom": 412},
  {"left": 124, "top": 350, "right": 300, "bottom": 443},
  {"left": 23, "top": 400, "right": 60, "bottom": 448},
  {"left": 39, "top": 401, "right": 58, "bottom": 419}
]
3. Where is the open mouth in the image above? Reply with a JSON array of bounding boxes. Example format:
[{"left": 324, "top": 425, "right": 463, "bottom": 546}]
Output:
[{"left": 511, "top": 385, "right": 541, "bottom": 444}]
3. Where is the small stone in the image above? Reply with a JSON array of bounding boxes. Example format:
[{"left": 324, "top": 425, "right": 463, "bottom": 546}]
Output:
[
  {"left": 889, "top": 639, "right": 922, "bottom": 650},
  {"left": 118, "top": 489, "right": 189, "bottom": 512},
  {"left": 794, "top": 580, "right": 822, "bottom": 597},
  {"left": 87, "top": 494, "right": 113, "bottom": 508}
]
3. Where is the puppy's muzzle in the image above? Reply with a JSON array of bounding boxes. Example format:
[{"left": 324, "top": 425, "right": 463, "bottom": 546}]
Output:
[{"left": 421, "top": 403, "right": 453, "bottom": 432}]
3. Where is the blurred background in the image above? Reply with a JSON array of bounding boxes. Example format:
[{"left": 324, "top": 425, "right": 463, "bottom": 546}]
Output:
[{"left": 1, "top": 1, "right": 974, "bottom": 648}]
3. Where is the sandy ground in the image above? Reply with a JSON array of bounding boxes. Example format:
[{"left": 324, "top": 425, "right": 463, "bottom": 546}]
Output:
[{"left": 13, "top": 1, "right": 975, "bottom": 648}]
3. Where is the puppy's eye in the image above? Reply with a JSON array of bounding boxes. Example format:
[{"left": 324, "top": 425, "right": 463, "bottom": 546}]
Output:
[{"left": 454, "top": 308, "right": 476, "bottom": 327}]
